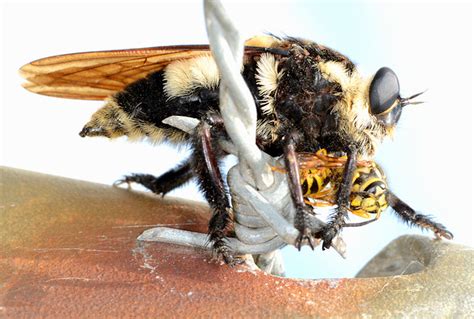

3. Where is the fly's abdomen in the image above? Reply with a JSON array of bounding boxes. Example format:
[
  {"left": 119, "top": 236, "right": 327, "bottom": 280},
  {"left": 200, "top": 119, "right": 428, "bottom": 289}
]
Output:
[
  {"left": 79, "top": 61, "right": 221, "bottom": 143},
  {"left": 78, "top": 53, "right": 270, "bottom": 144}
]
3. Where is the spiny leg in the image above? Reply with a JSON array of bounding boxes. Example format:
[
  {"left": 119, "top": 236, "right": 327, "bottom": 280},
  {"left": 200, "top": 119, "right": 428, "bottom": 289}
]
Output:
[
  {"left": 387, "top": 191, "right": 453, "bottom": 240},
  {"left": 115, "top": 159, "right": 193, "bottom": 196},
  {"left": 283, "top": 132, "right": 315, "bottom": 250},
  {"left": 192, "top": 115, "right": 240, "bottom": 265},
  {"left": 319, "top": 146, "right": 357, "bottom": 250}
]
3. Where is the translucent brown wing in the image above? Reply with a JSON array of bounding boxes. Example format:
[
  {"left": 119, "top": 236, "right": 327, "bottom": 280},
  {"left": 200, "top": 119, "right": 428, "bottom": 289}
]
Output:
[{"left": 20, "top": 35, "right": 281, "bottom": 100}]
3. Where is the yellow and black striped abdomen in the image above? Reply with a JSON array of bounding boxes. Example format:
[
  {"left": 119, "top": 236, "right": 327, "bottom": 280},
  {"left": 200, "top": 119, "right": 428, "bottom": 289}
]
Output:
[
  {"left": 300, "top": 167, "right": 331, "bottom": 198},
  {"left": 299, "top": 159, "right": 389, "bottom": 220},
  {"left": 349, "top": 163, "right": 388, "bottom": 218}
]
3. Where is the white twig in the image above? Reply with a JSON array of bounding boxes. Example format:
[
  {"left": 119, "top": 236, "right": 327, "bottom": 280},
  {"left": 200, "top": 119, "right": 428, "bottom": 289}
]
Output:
[
  {"left": 204, "top": 0, "right": 273, "bottom": 189},
  {"left": 138, "top": 227, "right": 287, "bottom": 255}
]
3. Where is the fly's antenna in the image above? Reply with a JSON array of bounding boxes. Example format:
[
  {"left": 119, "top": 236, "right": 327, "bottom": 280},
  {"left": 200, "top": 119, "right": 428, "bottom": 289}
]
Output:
[{"left": 401, "top": 90, "right": 427, "bottom": 107}]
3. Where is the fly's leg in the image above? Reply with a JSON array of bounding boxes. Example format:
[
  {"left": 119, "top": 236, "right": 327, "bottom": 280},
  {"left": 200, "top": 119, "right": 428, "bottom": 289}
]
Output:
[
  {"left": 318, "top": 145, "right": 357, "bottom": 250},
  {"left": 387, "top": 191, "right": 453, "bottom": 240},
  {"left": 283, "top": 132, "right": 316, "bottom": 250},
  {"left": 115, "top": 160, "right": 193, "bottom": 196},
  {"left": 191, "top": 114, "right": 241, "bottom": 265}
]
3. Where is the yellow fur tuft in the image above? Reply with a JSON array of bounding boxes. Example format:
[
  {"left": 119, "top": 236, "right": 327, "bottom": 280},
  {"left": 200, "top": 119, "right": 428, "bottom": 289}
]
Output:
[
  {"left": 256, "top": 53, "right": 283, "bottom": 116},
  {"left": 163, "top": 55, "right": 219, "bottom": 98}
]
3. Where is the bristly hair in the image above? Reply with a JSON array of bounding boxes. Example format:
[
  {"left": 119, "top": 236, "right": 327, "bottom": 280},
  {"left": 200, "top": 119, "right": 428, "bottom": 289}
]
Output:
[
  {"left": 318, "top": 60, "right": 386, "bottom": 157},
  {"left": 401, "top": 90, "right": 426, "bottom": 107},
  {"left": 256, "top": 53, "right": 283, "bottom": 116}
]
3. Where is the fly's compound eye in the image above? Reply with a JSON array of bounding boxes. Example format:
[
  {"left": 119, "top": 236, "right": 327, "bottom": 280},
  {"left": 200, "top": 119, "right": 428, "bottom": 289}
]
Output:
[{"left": 369, "top": 67, "right": 400, "bottom": 115}]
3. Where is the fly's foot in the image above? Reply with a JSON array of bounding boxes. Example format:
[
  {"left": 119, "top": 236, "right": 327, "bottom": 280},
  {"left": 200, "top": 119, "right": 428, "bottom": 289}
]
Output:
[
  {"left": 213, "top": 244, "right": 243, "bottom": 267},
  {"left": 320, "top": 223, "right": 341, "bottom": 250},
  {"left": 295, "top": 227, "right": 316, "bottom": 250},
  {"left": 294, "top": 206, "right": 316, "bottom": 250},
  {"left": 113, "top": 175, "right": 135, "bottom": 189},
  {"left": 113, "top": 173, "right": 169, "bottom": 196},
  {"left": 435, "top": 228, "right": 454, "bottom": 240}
]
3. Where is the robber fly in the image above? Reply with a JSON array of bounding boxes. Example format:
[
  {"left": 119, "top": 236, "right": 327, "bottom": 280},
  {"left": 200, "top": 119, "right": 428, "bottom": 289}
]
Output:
[{"left": 20, "top": 35, "right": 452, "bottom": 264}]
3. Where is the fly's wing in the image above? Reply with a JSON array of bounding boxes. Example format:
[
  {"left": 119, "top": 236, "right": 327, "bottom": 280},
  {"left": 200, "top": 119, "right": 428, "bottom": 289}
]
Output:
[
  {"left": 20, "top": 35, "right": 281, "bottom": 100},
  {"left": 20, "top": 46, "right": 211, "bottom": 100}
]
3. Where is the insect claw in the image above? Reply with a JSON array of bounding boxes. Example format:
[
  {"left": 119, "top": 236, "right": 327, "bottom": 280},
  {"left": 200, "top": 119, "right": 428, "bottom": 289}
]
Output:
[
  {"left": 436, "top": 230, "right": 453, "bottom": 240},
  {"left": 307, "top": 236, "right": 315, "bottom": 250},
  {"left": 321, "top": 225, "right": 339, "bottom": 251},
  {"left": 212, "top": 245, "right": 241, "bottom": 266},
  {"left": 295, "top": 228, "right": 315, "bottom": 250},
  {"left": 113, "top": 178, "right": 129, "bottom": 189}
]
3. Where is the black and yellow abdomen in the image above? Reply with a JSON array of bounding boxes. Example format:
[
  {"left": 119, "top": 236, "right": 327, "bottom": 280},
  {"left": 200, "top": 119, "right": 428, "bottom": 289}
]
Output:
[
  {"left": 349, "top": 163, "right": 388, "bottom": 219},
  {"left": 300, "top": 167, "right": 331, "bottom": 197},
  {"left": 298, "top": 151, "right": 389, "bottom": 219}
]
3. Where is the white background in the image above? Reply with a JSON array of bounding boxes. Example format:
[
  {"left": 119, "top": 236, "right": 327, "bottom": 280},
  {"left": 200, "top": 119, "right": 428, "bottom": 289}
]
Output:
[{"left": 2, "top": 0, "right": 473, "bottom": 279}]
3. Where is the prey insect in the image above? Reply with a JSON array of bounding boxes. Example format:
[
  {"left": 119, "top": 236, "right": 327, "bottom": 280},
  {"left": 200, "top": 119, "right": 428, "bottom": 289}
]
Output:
[
  {"left": 288, "top": 150, "right": 452, "bottom": 239},
  {"left": 297, "top": 150, "right": 387, "bottom": 222},
  {"left": 273, "top": 149, "right": 384, "bottom": 224},
  {"left": 20, "top": 35, "right": 452, "bottom": 263}
]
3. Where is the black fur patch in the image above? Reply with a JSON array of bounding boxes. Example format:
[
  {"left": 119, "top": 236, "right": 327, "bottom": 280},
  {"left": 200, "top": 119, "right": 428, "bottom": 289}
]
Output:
[{"left": 115, "top": 71, "right": 220, "bottom": 137}]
